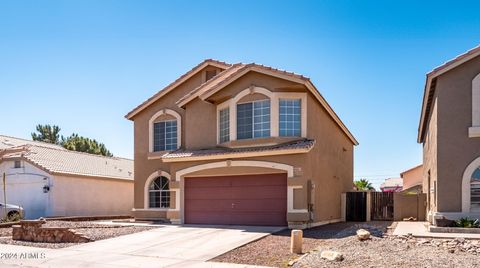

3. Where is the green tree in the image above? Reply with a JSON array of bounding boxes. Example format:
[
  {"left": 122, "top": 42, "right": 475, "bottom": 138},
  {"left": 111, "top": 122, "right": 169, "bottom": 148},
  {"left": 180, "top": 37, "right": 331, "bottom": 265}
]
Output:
[
  {"left": 31, "top": 124, "right": 113, "bottom": 157},
  {"left": 62, "top": 134, "right": 113, "bottom": 157},
  {"left": 31, "top": 124, "right": 62, "bottom": 144},
  {"left": 354, "top": 179, "right": 375, "bottom": 191}
]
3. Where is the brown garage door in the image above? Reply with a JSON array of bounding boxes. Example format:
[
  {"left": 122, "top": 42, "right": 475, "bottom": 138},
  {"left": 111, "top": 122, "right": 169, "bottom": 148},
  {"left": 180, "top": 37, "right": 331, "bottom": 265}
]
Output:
[{"left": 185, "top": 173, "right": 287, "bottom": 226}]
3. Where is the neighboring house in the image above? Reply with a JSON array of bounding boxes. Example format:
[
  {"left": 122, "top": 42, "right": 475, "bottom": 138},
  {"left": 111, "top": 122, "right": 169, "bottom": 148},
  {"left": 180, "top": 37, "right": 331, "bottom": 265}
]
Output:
[
  {"left": 126, "top": 59, "right": 358, "bottom": 228},
  {"left": 418, "top": 45, "right": 480, "bottom": 223},
  {"left": 0, "top": 135, "right": 134, "bottom": 219},
  {"left": 400, "top": 164, "right": 423, "bottom": 194},
  {"left": 380, "top": 178, "right": 403, "bottom": 192}
]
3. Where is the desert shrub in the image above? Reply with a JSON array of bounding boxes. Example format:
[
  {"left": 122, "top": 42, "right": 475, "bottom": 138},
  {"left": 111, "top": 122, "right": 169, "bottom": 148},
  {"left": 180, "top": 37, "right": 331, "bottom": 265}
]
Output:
[{"left": 454, "top": 217, "right": 480, "bottom": 228}]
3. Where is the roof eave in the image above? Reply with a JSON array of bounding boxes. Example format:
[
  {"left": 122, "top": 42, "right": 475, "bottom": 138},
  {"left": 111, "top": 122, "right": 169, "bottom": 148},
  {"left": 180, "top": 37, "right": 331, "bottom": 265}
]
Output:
[
  {"left": 125, "top": 60, "right": 231, "bottom": 120},
  {"left": 418, "top": 45, "right": 480, "bottom": 142},
  {"left": 159, "top": 147, "right": 313, "bottom": 163}
]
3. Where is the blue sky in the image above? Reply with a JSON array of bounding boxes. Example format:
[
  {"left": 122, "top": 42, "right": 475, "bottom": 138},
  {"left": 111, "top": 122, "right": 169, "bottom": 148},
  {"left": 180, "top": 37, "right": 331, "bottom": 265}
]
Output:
[{"left": 1, "top": 1, "right": 479, "bottom": 189}]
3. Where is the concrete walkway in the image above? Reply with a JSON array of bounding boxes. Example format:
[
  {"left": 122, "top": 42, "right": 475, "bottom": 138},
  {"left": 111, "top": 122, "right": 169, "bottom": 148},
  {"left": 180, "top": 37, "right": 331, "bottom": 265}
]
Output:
[
  {"left": 0, "top": 224, "right": 282, "bottom": 267},
  {"left": 393, "top": 221, "right": 480, "bottom": 239}
]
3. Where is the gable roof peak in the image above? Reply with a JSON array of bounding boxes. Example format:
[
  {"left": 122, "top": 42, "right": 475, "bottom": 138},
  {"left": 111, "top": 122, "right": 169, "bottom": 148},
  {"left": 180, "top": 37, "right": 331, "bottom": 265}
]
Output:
[{"left": 125, "top": 59, "right": 231, "bottom": 120}]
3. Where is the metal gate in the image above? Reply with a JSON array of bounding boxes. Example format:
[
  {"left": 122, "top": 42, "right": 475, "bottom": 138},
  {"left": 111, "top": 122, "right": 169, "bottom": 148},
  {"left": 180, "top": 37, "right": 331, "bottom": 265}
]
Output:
[
  {"left": 371, "top": 192, "right": 394, "bottom": 220},
  {"left": 346, "top": 192, "right": 367, "bottom": 221}
]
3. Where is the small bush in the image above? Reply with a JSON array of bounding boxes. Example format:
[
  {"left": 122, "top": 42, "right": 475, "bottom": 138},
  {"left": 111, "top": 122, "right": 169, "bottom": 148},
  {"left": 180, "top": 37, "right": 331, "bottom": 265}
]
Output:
[{"left": 454, "top": 217, "right": 480, "bottom": 228}]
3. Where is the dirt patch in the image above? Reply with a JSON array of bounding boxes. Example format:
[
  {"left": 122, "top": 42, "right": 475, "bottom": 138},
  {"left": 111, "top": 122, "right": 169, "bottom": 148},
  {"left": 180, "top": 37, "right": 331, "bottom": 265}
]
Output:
[
  {"left": 214, "top": 221, "right": 479, "bottom": 268},
  {"left": 294, "top": 235, "right": 480, "bottom": 268},
  {"left": 213, "top": 222, "right": 391, "bottom": 267},
  {"left": 0, "top": 221, "right": 158, "bottom": 249}
]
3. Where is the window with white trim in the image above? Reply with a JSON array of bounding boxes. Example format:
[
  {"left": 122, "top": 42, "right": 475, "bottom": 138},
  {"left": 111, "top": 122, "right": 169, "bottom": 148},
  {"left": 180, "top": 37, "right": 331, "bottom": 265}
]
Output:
[
  {"left": 154, "top": 120, "right": 177, "bottom": 151},
  {"left": 471, "top": 167, "right": 480, "bottom": 212},
  {"left": 237, "top": 99, "right": 270, "bottom": 139},
  {"left": 279, "top": 99, "right": 301, "bottom": 137},
  {"left": 219, "top": 108, "right": 230, "bottom": 143},
  {"left": 149, "top": 176, "right": 170, "bottom": 208}
]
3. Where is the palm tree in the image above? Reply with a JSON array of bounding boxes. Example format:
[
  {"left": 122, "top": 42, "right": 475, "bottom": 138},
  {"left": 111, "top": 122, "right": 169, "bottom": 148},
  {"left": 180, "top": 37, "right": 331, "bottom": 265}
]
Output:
[{"left": 354, "top": 178, "right": 375, "bottom": 191}]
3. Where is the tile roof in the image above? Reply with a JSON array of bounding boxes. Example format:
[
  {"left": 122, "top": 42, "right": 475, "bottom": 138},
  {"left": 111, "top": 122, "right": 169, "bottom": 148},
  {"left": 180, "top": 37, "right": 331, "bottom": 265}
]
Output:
[
  {"left": 380, "top": 178, "right": 403, "bottom": 188},
  {"left": 177, "top": 62, "right": 311, "bottom": 107},
  {"left": 161, "top": 139, "right": 315, "bottom": 161},
  {"left": 0, "top": 136, "right": 133, "bottom": 180},
  {"left": 0, "top": 135, "right": 67, "bottom": 150}
]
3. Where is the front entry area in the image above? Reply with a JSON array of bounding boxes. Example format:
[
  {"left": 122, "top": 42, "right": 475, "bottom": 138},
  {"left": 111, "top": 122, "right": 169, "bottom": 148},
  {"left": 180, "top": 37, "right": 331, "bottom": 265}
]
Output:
[{"left": 184, "top": 173, "right": 287, "bottom": 226}]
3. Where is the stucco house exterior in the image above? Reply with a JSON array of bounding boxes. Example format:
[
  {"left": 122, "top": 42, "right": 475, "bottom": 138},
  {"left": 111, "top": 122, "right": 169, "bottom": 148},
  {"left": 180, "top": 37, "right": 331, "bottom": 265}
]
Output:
[
  {"left": 418, "top": 45, "right": 480, "bottom": 223},
  {"left": 126, "top": 59, "right": 358, "bottom": 228},
  {"left": 400, "top": 164, "right": 423, "bottom": 194},
  {"left": 0, "top": 135, "right": 134, "bottom": 219}
]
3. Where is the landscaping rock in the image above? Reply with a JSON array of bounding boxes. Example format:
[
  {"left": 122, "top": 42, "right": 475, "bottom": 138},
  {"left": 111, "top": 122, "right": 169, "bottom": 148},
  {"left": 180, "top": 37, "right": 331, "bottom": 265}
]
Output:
[
  {"left": 320, "top": 250, "right": 344, "bottom": 261},
  {"left": 356, "top": 229, "right": 371, "bottom": 241}
]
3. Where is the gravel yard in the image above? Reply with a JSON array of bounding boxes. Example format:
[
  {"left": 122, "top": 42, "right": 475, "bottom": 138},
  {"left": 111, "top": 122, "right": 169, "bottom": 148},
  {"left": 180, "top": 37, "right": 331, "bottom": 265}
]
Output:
[
  {"left": 0, "top": 221, "right": 158, "bottom": 249},
  {"left": 213, "top": 221, "right": 480, "bottom": 268}
]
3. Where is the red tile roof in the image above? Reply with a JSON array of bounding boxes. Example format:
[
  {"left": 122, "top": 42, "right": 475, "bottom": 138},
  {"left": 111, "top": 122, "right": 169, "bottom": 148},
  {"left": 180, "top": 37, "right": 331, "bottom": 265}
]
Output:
[{"left": 161, "top": 139, "right": 315, "bottom": 161}]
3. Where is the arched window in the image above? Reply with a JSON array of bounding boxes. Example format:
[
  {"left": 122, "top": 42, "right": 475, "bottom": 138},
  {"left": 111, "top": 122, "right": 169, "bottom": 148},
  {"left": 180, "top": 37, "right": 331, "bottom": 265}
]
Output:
[
  {"left": 149, "top": 109, "right": 182, "bottom": 152},
  {"left": 149, "top": 176, "right": 170, "bottom": 208},
  {"left": 471, "top": 168, "right": 480, "bottom": 212}
]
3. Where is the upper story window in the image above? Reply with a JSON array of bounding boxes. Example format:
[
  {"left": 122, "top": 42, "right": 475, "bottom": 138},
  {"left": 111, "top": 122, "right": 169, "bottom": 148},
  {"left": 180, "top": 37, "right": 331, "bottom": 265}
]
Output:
[
  {"left": 219, "top": 108, "right": 230, "bottom": 143},
  {"left": 216, "top": 86, "right": 306, "bottom": 144},
  {"left": 237, "top": 99, "right": 271, "bottom": 140},
  {"left": 154, "top": 120, "right": 177, "bottom": 151},
  {"left": 149, "top": 109, "right": 182, "bottom": 153},
  {"left": 14, "top": 160, "right": 21, "bottom": 169},
  {"left": 279, "top": 99, "right": 302, "bottom": 137}
]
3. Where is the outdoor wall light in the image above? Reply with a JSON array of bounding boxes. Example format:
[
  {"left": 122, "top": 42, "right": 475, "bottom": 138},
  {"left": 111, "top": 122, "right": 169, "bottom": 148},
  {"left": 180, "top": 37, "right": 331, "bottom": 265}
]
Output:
[{"left": 43, "top": 185, "right": 50, "bottom": 193}]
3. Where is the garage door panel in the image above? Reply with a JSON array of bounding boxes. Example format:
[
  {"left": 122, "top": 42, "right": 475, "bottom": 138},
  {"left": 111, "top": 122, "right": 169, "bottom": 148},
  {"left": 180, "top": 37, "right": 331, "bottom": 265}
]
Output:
[
  {"left": 186, "top": 177, "right": 231, "bottom": 188},
  {"left": 185, "top": 187, "right": 232, "bottom": 200},
  {"left": 232, "top": 199, "right": 286, "bottom": 211},
  {"left": 230, "top": 186, "right": 287, "bottom": 199},
  {"left": 185, "top": 173, "right": 287, "bottom": 226},
  {"left": 185, "top": 200, "right": 232, "bottom": 211},
  {"left": 230, "top": 174, "right": 287, "bottom": 186},
  {"left": 185, "top": 212, "right": 231, "bottom": 225}
]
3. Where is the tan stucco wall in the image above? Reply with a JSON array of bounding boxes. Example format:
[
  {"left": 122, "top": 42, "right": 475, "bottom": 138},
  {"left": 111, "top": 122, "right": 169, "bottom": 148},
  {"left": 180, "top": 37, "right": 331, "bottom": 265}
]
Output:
[
  {"left": 434, "top": 55, "right": 480, "bottom": 212},
  {"left": 131, "top": 68, "right": 354, "bottom": 225},
  {"left": 131, "top": 68, "right": 220, "bottom": 209},
  {"left": 422, "top": 55, "right": 480, "bottom": 216},
  {"left": 423, "top": 96, "right": 438, "bottom": 214},
  {"left": 393, "top": 193, "right": 426, "bottom": 221},
  {"left": 49, "top": 175, "right": 133, "bottom": 217},
  {"left": 402, "top": 165, "right": 423, "bottom": 191}
]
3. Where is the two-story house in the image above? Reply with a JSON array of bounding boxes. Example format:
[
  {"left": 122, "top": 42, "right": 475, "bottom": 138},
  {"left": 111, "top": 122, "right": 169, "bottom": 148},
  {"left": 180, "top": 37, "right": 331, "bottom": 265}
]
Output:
[
  {"left": 418, "top": 45, "right": 480, "bottom": 223},
  {"left": 126, "top": 59, "right": 358, "bottom": 228}
]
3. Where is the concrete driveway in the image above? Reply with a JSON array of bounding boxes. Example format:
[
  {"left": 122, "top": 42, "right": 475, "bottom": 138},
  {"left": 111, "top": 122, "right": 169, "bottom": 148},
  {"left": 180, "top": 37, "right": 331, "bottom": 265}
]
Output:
[{"left": 1, "top": 224, "right": 284, "bottom": 267}]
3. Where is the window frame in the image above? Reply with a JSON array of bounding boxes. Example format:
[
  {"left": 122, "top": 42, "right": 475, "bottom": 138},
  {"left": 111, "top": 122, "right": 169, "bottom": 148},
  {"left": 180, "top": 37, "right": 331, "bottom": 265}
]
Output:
[
  {"left": 148, "top": 109, "right": 182, "bottom": 153},
  {"left": 216, "top": 87, "right": 307, "bottom": 144},
  {"left": 153, "top": 119, "right": 178, "bottom": 152},
  {"left": 13, "top": 160, "right": 21, "bottom": 169},
  {"left": 279, "top": 98, "right": 302, "bottom": 137},
  {"left": 236, "top": 99, "right": 271, "bottom": 140},
  {"left": 218, "top": 107, "right": 230, "bottom": 143},
  {"left": 148, "top": 176, "right": 171, "bottom": 209}
]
